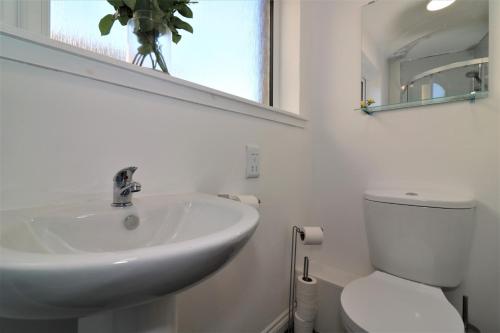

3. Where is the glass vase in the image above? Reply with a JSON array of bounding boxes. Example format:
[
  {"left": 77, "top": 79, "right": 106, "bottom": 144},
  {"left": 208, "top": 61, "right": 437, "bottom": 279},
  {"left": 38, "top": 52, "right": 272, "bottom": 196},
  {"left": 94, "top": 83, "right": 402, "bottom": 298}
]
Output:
[{"left": 127, "top": 10, "right": 171, "bottom": 74}]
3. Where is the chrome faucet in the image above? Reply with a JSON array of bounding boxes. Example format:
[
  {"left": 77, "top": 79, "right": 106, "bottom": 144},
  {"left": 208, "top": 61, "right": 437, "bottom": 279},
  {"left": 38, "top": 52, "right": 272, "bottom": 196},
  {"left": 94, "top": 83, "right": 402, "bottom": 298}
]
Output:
[{"left": 112, "top": 166, "right": 141, "bottom": 207}]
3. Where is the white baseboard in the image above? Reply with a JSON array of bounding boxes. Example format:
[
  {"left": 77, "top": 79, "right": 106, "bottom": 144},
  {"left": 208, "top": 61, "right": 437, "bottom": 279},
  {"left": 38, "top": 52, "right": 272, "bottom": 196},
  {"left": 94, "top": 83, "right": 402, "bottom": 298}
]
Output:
[{"left": 260, "top": 309, "right": 289, "bottom": 333}]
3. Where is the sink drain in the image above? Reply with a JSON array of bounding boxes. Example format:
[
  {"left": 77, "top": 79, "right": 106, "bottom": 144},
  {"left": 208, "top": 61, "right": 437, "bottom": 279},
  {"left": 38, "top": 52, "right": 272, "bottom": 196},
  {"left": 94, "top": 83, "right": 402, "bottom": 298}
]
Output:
[{"left": 124, "top": 215, "right": 140, "bottom": 230}]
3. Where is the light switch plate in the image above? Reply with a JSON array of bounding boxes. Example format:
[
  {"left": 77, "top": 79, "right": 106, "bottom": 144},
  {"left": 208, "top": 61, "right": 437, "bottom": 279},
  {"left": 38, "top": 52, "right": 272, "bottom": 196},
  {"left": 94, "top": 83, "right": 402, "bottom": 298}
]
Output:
[{"left": 246, "top": 144, "right": 260, "bottom": 178}]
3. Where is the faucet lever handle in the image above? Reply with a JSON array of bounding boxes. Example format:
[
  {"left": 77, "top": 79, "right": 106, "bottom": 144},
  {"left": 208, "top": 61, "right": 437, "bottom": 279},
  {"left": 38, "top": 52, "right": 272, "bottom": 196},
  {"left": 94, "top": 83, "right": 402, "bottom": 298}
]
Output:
[{"left": 130, "top": 182, "right": 141, "bottom": 193}]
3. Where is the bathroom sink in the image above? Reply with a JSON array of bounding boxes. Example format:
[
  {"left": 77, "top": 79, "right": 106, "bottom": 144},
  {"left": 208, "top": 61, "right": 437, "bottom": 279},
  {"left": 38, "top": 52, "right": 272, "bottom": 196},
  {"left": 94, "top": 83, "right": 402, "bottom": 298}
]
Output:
[{"left": 0, "top": 193, "right": 259, "bottom": 319}]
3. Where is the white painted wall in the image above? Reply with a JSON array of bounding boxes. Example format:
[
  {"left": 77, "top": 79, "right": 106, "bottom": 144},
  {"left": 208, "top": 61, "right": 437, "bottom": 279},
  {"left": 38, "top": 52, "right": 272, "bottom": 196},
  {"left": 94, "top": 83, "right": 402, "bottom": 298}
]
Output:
[
  {"left": 491, "top": 1, "right": 500, "bottom": 330},
  {"left": 0, "top": 33, "right": 309, "bottom": 333},
  {"left": 2, "top": 2, "right": 499, "bottom": 333},
  {"left": 314, "top": 277, "right": 345, "bottom": 333},
  {"left": 301, "top": 1, "right": 499, "bottom": 333}
]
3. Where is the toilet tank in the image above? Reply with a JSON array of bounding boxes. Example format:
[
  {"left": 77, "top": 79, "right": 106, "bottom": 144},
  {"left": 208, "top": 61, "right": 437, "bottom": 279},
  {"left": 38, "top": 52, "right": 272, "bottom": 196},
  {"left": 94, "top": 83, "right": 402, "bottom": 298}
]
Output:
[{"left": 364, "top": 190, "right": 475, "bottom": 287}]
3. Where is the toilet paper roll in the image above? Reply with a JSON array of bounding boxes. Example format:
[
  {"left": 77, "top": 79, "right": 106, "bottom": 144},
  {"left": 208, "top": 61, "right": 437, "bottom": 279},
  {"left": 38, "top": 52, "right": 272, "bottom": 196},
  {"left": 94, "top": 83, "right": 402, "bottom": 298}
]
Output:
[
  {"left": 218, "top": 194, "right": 260, "bottom": 209},
  {"left": 296, "top": 276, "right": 318, "bottom": 299},
  {"left": 294, "top": 312, "right": 314, "bottom": 333},
  {"left": 297, "top": 291, "right": 318, "bottom": 303},
  {"left": 235, "top": 195, "right": 260, "bottom": 209},
  {"left": 300, "top": 227, "right": 323, "bottom": 245},
  {"left": 296, "top": 275, "right": 318, "bottom": 322},
  {"left": 297, "top": 302, "right": 318, "bottom": 322},
  {"left": 297, "top": 299, "right": 318, "bottom": 309},
  {"left": 296, "top": 294, "right": 318, "bottom": 306}
]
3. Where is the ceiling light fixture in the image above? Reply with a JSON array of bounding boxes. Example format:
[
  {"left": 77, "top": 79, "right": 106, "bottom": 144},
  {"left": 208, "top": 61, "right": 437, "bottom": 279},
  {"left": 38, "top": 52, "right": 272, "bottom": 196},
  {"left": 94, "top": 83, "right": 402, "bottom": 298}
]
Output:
[{"left": 426, "top": 0, "right": 456, "bottom": 11}]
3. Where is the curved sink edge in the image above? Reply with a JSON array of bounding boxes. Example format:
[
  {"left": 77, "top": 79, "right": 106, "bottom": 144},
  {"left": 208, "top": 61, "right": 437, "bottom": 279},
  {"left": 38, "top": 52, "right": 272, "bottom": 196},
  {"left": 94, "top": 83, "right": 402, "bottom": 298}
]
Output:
[{"left": 0, "top": 192, "right": 260, "bottom": 319}]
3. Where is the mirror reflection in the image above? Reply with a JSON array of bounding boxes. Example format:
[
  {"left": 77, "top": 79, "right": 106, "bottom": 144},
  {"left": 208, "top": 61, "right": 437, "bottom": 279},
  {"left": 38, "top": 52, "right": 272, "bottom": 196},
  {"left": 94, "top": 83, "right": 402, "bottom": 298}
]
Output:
[{"left": 361, "top": 0, "right": 489, "bottom": 111}]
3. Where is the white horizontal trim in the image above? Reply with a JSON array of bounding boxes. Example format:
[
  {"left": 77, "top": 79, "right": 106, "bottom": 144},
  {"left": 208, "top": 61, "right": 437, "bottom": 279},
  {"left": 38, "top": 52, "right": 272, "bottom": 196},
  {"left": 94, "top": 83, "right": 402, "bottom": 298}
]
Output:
[
  {"left": 260, "top": 309, "right": 289, "bottom": 333},
  {"left": 0, "top": 24, "right": 307, "bottom": 128}
]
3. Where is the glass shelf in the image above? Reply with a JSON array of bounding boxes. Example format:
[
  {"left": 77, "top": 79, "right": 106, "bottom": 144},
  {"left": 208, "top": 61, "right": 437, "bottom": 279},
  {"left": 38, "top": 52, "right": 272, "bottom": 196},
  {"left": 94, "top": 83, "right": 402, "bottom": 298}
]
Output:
[{"left": 357, "top": 92, "right": 489, "bottom": 115}]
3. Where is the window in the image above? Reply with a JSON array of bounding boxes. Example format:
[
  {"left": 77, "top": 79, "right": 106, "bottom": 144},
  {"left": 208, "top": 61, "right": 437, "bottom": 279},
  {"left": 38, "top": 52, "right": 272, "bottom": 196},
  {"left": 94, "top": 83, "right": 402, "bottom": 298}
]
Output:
[
  {"left": 432, "top": 83, "right": 445, "bottom": 98},
  {"left": 50, "top": 0, "right": 272, "bottom": 104}
]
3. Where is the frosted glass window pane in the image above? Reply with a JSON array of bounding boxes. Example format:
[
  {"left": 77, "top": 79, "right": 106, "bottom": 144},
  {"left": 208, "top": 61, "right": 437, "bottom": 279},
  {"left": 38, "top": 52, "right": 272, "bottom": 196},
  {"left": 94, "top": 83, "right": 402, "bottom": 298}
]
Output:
[
  {"left": 50, "top": 1, "right": 128, "bottom": 60},
  {"left": 170, "top": 0, "right": 267, "bottom": 103},
  {"left": 50, "top": 0, "right": 269, "bottom": 104}
]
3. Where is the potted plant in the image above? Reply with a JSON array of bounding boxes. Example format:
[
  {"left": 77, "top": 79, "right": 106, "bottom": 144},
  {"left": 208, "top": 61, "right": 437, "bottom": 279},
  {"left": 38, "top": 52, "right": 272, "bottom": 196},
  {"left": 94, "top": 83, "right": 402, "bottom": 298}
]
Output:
[{"left": 99, "top": 0, "right": 195, "bottom": 74}]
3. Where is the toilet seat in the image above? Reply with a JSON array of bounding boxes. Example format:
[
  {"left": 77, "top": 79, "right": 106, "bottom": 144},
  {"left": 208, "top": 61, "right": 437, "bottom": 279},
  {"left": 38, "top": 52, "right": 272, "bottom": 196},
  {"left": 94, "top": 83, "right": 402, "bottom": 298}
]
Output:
[{"left": 340, "top": 271, "right": 464, "bottom": 333}]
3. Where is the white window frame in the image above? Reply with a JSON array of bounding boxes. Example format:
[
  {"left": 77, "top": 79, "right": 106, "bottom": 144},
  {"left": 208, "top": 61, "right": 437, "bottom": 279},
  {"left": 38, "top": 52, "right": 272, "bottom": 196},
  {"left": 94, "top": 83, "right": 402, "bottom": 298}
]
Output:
[
  {"left": 0, "top": 0, "right": 306, "bottom": 124},
  {"left": 0, "top": 0, "right": 50, "bottom": 35},
  {"left": 0, "top": 24, "right": 306, "bottom": 127}
]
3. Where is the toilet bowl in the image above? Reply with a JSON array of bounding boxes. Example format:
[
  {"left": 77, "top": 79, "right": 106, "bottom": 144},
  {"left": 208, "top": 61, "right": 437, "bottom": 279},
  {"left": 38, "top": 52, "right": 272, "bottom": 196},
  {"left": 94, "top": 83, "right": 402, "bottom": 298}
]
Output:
[
  {"left": 340, "top": 190, "right": 475, "bottom": 333},
  {"left": 341, "top": 271, "right": 464, "bottom": 333}
]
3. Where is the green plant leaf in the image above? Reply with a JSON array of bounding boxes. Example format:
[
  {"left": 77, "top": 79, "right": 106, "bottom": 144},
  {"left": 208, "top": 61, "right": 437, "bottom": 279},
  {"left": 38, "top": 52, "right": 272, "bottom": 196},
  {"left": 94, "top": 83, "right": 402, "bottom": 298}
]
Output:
[
  {"left": 172, "top": 16, "right": 193, "bottom": 33},
  {"left": 99, "top": 14, "right": 116, "bottom": 35},
  {"left": 158, "top": 0, "right": 175, "bottom": 11},
  {"left": 177, "top": 4, "right": 193, "bottom": 18},
  {"left": 107, "top": 0, "right": 123, "bottom": 9},
  {"left": 117, "top": 15, "right": 129, "bottom": 25},
  {"left": 123, "top": 0, "right": 136, "bottom": 9},
  {"left": 134, "top": 0, "right": 150, "bottom": 10},
  {"left": 117, "top": 6, "right": 132, "bottom": 25},
  {"left": 172, "top": 31, "right": 182, "bottom": 43}
]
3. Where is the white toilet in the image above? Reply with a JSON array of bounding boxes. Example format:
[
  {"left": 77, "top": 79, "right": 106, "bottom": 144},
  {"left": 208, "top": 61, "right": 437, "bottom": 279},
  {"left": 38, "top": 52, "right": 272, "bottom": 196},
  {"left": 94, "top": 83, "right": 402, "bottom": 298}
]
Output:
[{"left": 341, "top": 190, "right": 476, "bottom": 333}]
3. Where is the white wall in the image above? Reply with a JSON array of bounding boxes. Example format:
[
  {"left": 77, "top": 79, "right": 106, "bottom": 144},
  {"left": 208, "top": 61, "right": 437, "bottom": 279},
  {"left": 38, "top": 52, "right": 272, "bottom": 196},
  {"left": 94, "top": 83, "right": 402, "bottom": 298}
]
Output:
[
  {"left": 301, "top": 1, "right": 499, "bottom": 333},
  {"left": 0, "top": 33, "right": 309, "bottom": 332},
  {"left": 314, "top": 277, "right": 344, "bottom": 333},
  {"left": 491, "top": 1, "right": 500, "bottom": 330},
  {"left": 2, "top": 2, "right": 499, "bottom": 333}
]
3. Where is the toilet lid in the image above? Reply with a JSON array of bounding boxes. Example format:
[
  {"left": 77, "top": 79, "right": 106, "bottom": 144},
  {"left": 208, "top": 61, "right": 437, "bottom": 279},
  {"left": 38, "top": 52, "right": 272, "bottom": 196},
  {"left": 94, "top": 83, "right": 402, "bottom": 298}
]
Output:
[{"left": 341, "top": 271, "right": 464, "bottom": 333}]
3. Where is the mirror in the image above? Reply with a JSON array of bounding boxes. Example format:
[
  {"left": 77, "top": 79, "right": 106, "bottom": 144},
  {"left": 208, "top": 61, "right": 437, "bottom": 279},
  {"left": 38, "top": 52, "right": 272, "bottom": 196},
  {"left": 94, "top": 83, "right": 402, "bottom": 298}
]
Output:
[{"left": 361, "top": 0, "right": 489, "bottom": 112}]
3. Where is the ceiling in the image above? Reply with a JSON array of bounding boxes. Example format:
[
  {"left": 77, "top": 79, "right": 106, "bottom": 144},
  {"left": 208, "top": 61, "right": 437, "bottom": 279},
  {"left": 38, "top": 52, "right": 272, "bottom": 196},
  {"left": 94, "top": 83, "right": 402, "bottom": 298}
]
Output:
[{"left": 363, "top": 0, "right": 489, "bottom": 61}]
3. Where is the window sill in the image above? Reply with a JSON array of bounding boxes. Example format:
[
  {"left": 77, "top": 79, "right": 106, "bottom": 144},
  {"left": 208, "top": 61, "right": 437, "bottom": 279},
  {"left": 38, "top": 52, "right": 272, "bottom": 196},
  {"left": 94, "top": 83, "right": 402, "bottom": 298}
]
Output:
[{"left": 0, "top": 24, "right": 307, "bottom": 128}]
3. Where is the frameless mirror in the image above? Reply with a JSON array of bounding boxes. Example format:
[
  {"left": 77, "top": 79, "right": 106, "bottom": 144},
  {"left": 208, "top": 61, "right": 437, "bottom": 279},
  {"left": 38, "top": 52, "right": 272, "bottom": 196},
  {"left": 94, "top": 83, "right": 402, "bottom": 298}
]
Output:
[{"left": 361, "top": 0, "right": 489, "bottom": 112}]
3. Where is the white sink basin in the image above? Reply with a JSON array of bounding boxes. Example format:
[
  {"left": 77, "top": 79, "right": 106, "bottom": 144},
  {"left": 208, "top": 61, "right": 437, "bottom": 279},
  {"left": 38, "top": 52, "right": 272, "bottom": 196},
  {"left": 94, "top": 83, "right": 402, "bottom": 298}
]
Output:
[{"left": 0, "top": 193, "right": 259, "bottom": 319}]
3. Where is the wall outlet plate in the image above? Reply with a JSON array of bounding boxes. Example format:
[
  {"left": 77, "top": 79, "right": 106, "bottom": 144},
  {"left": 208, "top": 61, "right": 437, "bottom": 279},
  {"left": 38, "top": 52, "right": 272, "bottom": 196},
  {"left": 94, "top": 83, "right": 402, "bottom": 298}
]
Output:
[{"left": 246, "top": 144, "right": 260, "bottom": 178}]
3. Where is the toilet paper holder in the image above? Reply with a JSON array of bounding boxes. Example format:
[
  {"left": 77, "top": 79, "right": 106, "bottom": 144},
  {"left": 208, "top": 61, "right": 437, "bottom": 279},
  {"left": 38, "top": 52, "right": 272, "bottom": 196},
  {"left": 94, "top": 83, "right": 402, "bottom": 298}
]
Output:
[
  {"left": 303, "top": 257, "right": 312, "bottom": 282},
  {"left": 288, "top": 226, "right": 323, "bottom": 332}
]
